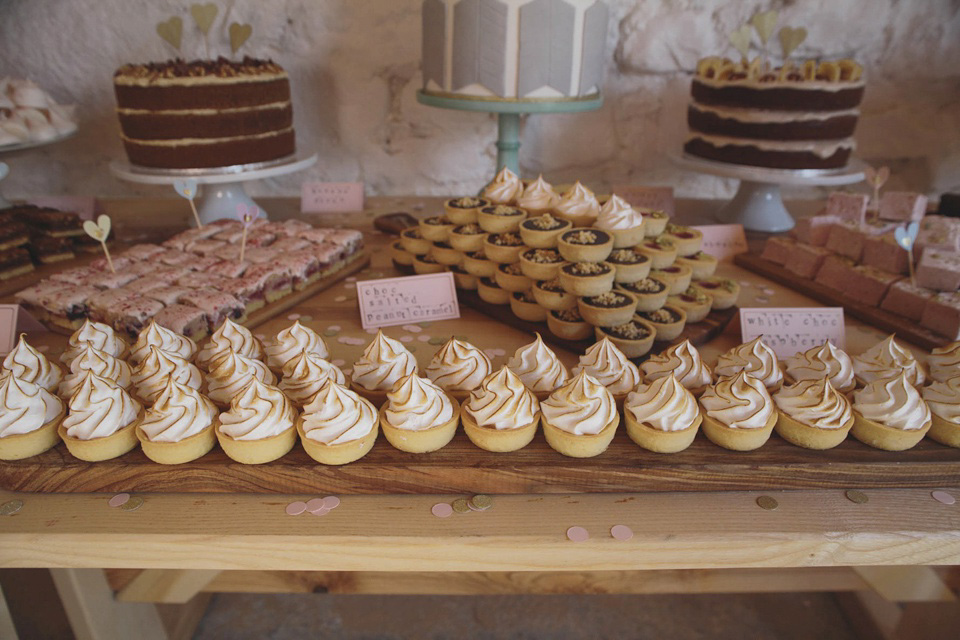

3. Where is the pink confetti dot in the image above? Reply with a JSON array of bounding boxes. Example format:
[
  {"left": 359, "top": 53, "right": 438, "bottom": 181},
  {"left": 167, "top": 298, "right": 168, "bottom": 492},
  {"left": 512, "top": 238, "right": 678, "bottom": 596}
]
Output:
[
  {"left": 108, "top": 493, "right": 130, "bottom": 508},
  {"left": 334, "top": 296, "right": 347, "bottom": 302},
  {"left": 305, "top": 498, "right": 327, "bottom": 512},
  {"left": 332, "top": 359, "right": 346, "bottom": 367},
  {"left": 36, "top": 345, "right": 49, "bottom": 353},
  {"left": 366, "top": 328, "right": 379, "bottom": 335},
  {"left": 566, "top": 526, "right": 589, "bottom": 542},
  {"left": 610, "top": 524, "right": 634, "bottom": 541},
  {"left": 932, "top": 490, "right": 956, "bottom": 505},
  {"left": 255, "top": 333, "right": 266, "bottom": 340},
  {"left": 343, "top": 368, "right": 353, "bottom": 377},
  {"left": 417, "top": 335, "right": 432, "bottom": 343},
  {"left": 285, "top": 501, "right": 307, "bottom": 516},
  {"left": 328, "top": 325, "right": 341, "bottom": 332},
  {"left": 402, "top": 324, "right": 422, "bottom": 333},
  {"left": 337, "top": 337, "right": 358, "bottom": 345},
  {"left": 483, "top": 350, "right": 497, "bottom": 359},
  {"left": 323, "top": 496, "right": 341, "bottom": 509},
  {"left": 492, "top": 348, "right": 506, "bottom": 357},
  {"left": 343, "top": 282, "right": 354, "bottom": 289},
  {"left": 400, "top": 335, "right": 414, "bottom": 343},
  {"left": 432, "top": 503, "right": 453, "bottom": 518},
  {"left": 346, "top": 277, "right": 357, "bottom": 282},
  {"left": 310, "top": 507, "right": 331, "bottom": 516}
]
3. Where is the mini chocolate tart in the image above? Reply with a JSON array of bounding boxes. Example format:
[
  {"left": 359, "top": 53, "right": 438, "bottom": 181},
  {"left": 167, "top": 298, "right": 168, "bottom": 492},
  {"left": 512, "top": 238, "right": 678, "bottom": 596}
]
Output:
[
  {"left": 412, "top": 252, "right": 448, "bottom": 275},
  {"left": 400, "top": 227, "right": 432, "bottom": 255},
  {"left": 519, "top": 247, "right": 566, "bottom": 281},
  {"left": 650, "top": 264, "right": 693, "bottom": 295},
  {"left": 462, "top": 250, "right": 497, "bottom": 278},
  {"left": 578, "top": 290, "right": 639, "bottom": 327},
  {"left": 429, "top": 241, "right": 463, "bottom": 266},
  {"left": 450, "top": 264, "right": 478, "bottom": 290},
  {"left": 675, "top": 250, "right": 718, "bottom": 279},
  {"left": 641, "top": 209, "right": 669, "bottom": 237},
  {"left": 533, "top": 278, "right": 578, "bottom": 311},
  {"left": 663, "top": 224, "right": 703, "bottom": 257},
  {"left": 443, "top": 196, "right": 489, "bottom": 225},
  {"left": 558, "top": 228, "right": 613, "bottom": 263},
  {"left": 636, "top": 238, "right": 678, "bottom": 269},
  {"left": 547, "top": 307, "right": 593, "bottom": 341},
  {"left": 483, "top": 232, "right": 527, "bottom": 264},
  {"left": 477, "top": 276, "right": 510, "bottom": 305},
  {"left": 637, "top": 305, "right": 687, "bottom": 342},
  {"left": 558, "top": 261, "right": 615, "bottom": 297},
  {"left": 607, "top": 247, "right": 652, "bottom": 283},
  {"left": 520, "top": 214, "right": 572, "bottom": 248},
  {"left": 667, "top": 287, "right": 713, "bottom": 323},
  {"left": 691, "top": 277, "right": 741, "bottom": 309},
  {"left": 448, "top": 223, "right": 487, "bottom": 253},
  {"left": 494, "top": 262, "right": 533, "bottom": 292},
  {"left": 510, "top": 291, "right": 547, "bottom": 322},
  {"left": 595, "top": 318, "right": 657, "bottom": 358},
  {"left": 477, "top": 204, "right": 528, "bottom": 233},
  {"left": 390, "top": 240, "right": 414, "bottom": 267},
  {"left": 616, "top": 276, "right": 670, "bottom": 312},
  {"left": 419, "top": 215, "right": 455, "bottom": 242}
]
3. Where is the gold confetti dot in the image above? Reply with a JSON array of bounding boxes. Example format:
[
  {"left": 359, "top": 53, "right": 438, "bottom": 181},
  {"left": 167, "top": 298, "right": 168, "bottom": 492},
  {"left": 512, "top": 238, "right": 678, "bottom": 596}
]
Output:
[
  {"left": 428, "top": 336, "right": 446, "bottom": 346},
  {"left": 0, "top": 499, "right": 23, "bottom": 516},
  {"left": 469, "top": 494, "right": 492, "bottom": 510},
  {"left": 120, "top": 497, "right": 145, "bottom": 512},
  {"left": 756, "top": 496, "right": 778, "bottom": 511},
  {"left": 845, "top": 490, "right": 868, "bottom": 504},
  {"left": 451, "top": 498, "right": 470, "bottom": 514}
]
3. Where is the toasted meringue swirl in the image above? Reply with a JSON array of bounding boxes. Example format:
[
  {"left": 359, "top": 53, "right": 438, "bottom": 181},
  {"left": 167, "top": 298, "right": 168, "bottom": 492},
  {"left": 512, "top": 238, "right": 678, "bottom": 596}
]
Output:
[
  {"left": 774, "top": 378, "right": 852, "bottom": 429},
  {"left": 854, "top": 373, "right": 930, "bottom": 430},
  {"left": 541, "top": 370, "right": 616, "bottom": 435},
  {"left": 139, "top": 379, "right": 217, "bottom": 443},
  {"left": 265, "top": 320, "right": 329, "bottom": 371},
  {"left": 352, "top": 330, "right": 417, "bottom": 391},
  {"left": 130, "top": 320, "right": 197, "bottom": 363},
  {"left": 927, "top": 341, "right": 960, "bottom": 383},
  {"left": 301, "top": 380, "right": 377, "bottom": 444},
  {"left": 0, "top": 373, "right": 62, "bottom": 436},
  {"left": 279, "top": 352, "right": 346, "bottom": 406},
  {"left": 59, "top": 346, "right": 132, "bottom": 400},
  {"left": 555, "top": 181, "right": 600, "bottom": 221},
  {"left": 483, "top": 166, "right": 523, "bottom": 205},
  {"left": 196, "top": 318, "right": 264, "bottom": 370},
  {"left": 641, "top": 339, "right": 713, "bottom": 393},
  {"left": 384, "top": 373, "right": 454, "bottom": 430},
  {"left": 219, "top": 378, "right": 295, "bottom": 441},
  {"left": 714, "top": 337, "right": 783, "bottom": 390},
  {"left": 466, "top": 366, "right": 539, "bottom": 430},
  {"left": 131, "top": 346, "right": 202, "bottom": 405},
  {"left": 783, "top": 340, "right": 855, "bottom": 391},
  {"left": 2, "top": 334, "right": 62, "bottom": 392},
  {"left": 594, "top": 194, "right": 645, "bottom": 231},
  {"left": 853, "top": 335, "right": 925, "bottom": 386},
  {"left": 62, "top": 372, "right": 141, "bottom": 440},
  {"left": 60, "top": 319, "right": 127, "bottom": 364},
  {"left": 206, "top": 350, "right": 276, "bottom": 406},
  {"left": 507, "top": 333, "right": 569, "bottom": 393},
  {"left": 700, "top": 372, "right": 774, "bottom": 429},
  {"left": 517, "top": 174, "right": 560, "bottom": 212},
  {"left": 626, "top": 374, "right": 699, "bottom": 432},
  {"left": 573, "top": 337, "right": 641, "bottom": 396},
  {"left": 922, "top": 377, "right": 960, "bottom": 423},
  {"left": 425, "top": 338, "right": 492, "bottom": 393}
]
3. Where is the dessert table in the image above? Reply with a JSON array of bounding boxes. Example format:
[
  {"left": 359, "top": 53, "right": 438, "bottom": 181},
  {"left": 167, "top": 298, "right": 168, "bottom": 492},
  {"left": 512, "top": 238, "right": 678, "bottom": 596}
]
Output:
[{"left": 0, "top": 196, "right": 958, "bottom": 640}]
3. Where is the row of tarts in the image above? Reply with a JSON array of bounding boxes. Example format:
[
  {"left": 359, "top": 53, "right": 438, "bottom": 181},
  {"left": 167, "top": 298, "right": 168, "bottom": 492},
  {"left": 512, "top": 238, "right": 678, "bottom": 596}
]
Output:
[{"left": 1, "top": 313, "right": 958, "bottom": 465}]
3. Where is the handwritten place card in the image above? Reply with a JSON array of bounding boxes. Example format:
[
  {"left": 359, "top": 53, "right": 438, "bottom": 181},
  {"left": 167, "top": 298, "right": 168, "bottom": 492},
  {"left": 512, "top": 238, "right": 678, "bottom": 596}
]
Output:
[
  {"left": 0, "top": 305, "right": 48, "bottom": 355},
  {"left": 356, "top": 272, "right": 460, "bottom": 329},
  {"left": 611, "top": 185, "right": 675, "bottom": 216},
  {"left": 740, "top": 307, "right": 845, "bottom": 358},
  {"left": 26, "top": 196, "right": 98, "bottom": 221},
  {"left": 691, "top": 224, "right": 747, "bottom": 262},
  {"left": 301, "top": 182, "right": 364, "bottom": 213},
  {"left": 825, "top": 192, "right": 868, "bottom": 224},
  {"left": 879, "top": 191, "right": 929, "bottom": 222}
]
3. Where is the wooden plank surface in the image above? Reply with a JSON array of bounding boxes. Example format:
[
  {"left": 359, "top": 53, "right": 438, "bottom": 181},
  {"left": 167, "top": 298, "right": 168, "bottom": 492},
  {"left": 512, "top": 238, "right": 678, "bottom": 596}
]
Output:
[{"left": 735, "top": 252, "right": 947, "bottom": 351}]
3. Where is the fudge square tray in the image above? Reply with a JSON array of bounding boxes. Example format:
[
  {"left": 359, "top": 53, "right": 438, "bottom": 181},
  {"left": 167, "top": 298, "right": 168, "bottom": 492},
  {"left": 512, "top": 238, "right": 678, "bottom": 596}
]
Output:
[{"left": 3, "top": 428, "right": 960, "bottom": 495}]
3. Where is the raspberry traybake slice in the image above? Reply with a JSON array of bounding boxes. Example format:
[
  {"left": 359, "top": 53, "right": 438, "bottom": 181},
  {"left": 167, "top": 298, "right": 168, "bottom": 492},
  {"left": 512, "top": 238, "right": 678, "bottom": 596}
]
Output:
[
  {"left": 179, "top": 288, "right": 246, "bottom": 328},
  {"left": 152, "top": 304, "right": 210, "bottom": 342}
]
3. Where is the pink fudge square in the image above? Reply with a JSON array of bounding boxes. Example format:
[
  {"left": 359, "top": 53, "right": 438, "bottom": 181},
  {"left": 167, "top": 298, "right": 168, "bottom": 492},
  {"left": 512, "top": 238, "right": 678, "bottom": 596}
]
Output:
[
  {"left": 825, "top": 192, "right": 869, "bottom": 225},
  {"left": 879, "top": 191, "right": 929, "bottom": 222},
  {"left": 881, "top": 280, "right": 936, "bottom": 321},
  {"left": 786, "top": 243, "right": 832, "bottom": 278},
  {"left": 920, "top": 293, "right": 960, "bottom": 339},
  {"left": 760, "top": 236, "right": 795, "bottom": 265},
  {"left": 815, "top": 255, "right": 858, "bottom": 291},
  {"left": 842, "top": 266, "right": 902, "bottom": 306},
  {"left": 793, "top": 215, "right": 839, "bottom": 246},
  {"left": 862, "top": 234, "right": 910, "bottom": 275},
  {"left": 916, "top": 250, "right": 960, "bottom": 291},
  {"left": 825, "top": 222, "right": 865, "bottom": 261}
]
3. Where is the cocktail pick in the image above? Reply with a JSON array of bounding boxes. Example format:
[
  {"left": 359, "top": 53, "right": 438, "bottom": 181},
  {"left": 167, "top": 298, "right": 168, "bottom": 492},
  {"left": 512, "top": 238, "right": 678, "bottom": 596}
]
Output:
[
  {"left": 190, "top": 3, "right": 219, "bottom": 60},
  {"left": 156, "top": 17, "right": 183, "bottom": 52},
  {"left": 229, "top": 22, "right": 252, "bottom": 55},
  {"left": 894, "top": 221, "right": 920, "bottom": 286},
  {"left": 83, "top": 214, "right": 115, "bottom": 273},
  {"left": 864, "top": 165, "right": 890, "bottom": 218},
  {"left": 173, "top": 179, "right": 203, "bottom": 228},
  {"left": 235, "top": 203, "right": 261, "bottom": 262}
]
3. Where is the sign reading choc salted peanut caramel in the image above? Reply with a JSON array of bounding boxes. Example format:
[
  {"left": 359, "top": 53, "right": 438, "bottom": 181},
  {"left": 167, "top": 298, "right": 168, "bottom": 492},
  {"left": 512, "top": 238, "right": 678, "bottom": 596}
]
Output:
[
  {"left": 740, "top": 307, "right": 845, "bottom": 358},
  {"left": 356, "top": 273, "right": 460, "bottom": 329}
]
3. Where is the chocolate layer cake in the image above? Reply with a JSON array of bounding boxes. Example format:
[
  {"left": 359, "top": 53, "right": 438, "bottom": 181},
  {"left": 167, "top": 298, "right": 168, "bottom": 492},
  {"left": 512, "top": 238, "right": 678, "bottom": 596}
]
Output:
[{"left": 114, "top": 57, "right": 296, "bottom": 169}]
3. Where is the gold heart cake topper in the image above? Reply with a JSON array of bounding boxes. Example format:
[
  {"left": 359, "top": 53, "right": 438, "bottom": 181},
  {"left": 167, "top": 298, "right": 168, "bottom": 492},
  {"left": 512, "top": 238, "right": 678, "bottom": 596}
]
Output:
[
  {"left": 190, "top": 3, "right": 218, "bottom": 35},
  {"left": 728, "top": 24, "right": 752, "bottom": 59},
  {"left": 156, "top": 16, "right": 183, "bottom": 51},
  {"left": 751, "top": 10, "right": 778, "bottom": 44},
  {"left": 229, "top": 22, "right": 252, "bottom": 55},
  {"left": 83, "top": 215, "right": 115, "bottom": 273},
  {"left": 779, "top": 26, "right": 808, "bottom": 58}
]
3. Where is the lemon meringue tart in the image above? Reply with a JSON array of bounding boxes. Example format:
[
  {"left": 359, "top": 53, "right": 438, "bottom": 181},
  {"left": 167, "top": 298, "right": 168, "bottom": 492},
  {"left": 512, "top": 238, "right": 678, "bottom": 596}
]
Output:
[
  {"left": 783, "top": 340, "right": 856, "bottom": 393},
  {"left": 425, "top": 338, "right": 492, "bottom": 402},
  {"left": 573, "top": 337, "right": 641, "bottom": 406},
  {"left": 136, "top": 379, "right": 218, "bottom": 464},
  {"left": 773, "top": 378, "right": 854, "bottom": 450},
  {"left": 462, "top": 366, "right": 540, "bottom": 452},
  {"left": 641, "top": 339, "right": 713, "bottom": 396},
  {"left": 378, "top": 373, "right": 460, "bottom": 454},
  {"left": 506, "top": 333, "right": 570, "bottom": 401},
  {"left": 298, "top": 380, "right": 379, "bottom": 465},
  {"left": 217, "top": 378, "right": 297, "bottom": 464},
  {"left": 351, "top": 330, "right": 418, "bottom": 406},
  {"left": 852, "top": 334, "right": 925, "bottom": 388},
  {"left": 699, "top": 372, "right": 776, "bottom": 451},
  {"left": 922, "top": 377, "right": 960, "bottom": 448},
  {"left": 624, "top": 374, "right": 702, "bottom": 453},
  {"left": 196, "top": 318, "right": 265, "bottom": 372},
  {"left": 851, "top": 373, "right": 931, "bottom": 451},
  {"left": 0, "top": 373, "right": 65, "bottom": 460},
  {"left": 2, "top": 333, "right": 62, "bottom": 393},
  {"left": 265, "top": 320, "right": 329, "bottom": 374},
  {"left": 129, "top": 320, "right": 196, "bottom": 364},
  {"left": 541, "top": 371, "right": 619, "bottom": 458},
  {"left": 59, "top": 372, "right": 143, "bottom": 462},
  {"left": 279, "top": 352, "right": 346, "bottom": 408}
]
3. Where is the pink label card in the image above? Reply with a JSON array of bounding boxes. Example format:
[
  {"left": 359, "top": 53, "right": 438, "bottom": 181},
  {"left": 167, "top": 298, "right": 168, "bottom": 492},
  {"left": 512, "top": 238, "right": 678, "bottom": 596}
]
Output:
[
  {"left": 691, "top": 224, "right": 748, "bottom": 262},
  {"left": 739, "top": 307, "right": 845, "bottom": 358},
  {"left": 825, "top": 192, "right": 868, "bottom": 224},
  {"left": 0, "top": 305, "right": 49, "bottom": 356},
  {"left": 356, "top": 272, "right": 460, "bottom": 329},
  {"left": 611, "top": 185, "right": 675, "bottom": 216},
  {"left": 301, "top": 182, "right": 365, "bottom": 214},
  {"left": 25, "top": 196, "right": 99, "bottom": 221},
  {"left": 879, "top": 191, "right": 929, "bottom": 222}
]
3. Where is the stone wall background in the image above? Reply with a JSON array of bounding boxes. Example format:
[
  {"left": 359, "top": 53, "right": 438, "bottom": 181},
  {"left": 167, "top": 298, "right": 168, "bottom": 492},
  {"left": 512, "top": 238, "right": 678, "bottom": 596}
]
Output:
[{"left": 0, "top": 0, "right": 958, "bottom": 201}]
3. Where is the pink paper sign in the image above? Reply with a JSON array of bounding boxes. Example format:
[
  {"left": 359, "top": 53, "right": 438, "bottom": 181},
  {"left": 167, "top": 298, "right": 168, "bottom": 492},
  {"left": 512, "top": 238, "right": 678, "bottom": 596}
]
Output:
[
  {"left": 356, "top": 272, "right": 460, "bottom": 329},
  {"left": 26, "top": 196, "right": 98, "bottom": 221},
  {"left": 739, "top": 307, "right": 845, "bottom": 358},
  {"left": 301, "top": 182, "right": 364, "bottom": 213},
  {"left": 879, "top": 191, "right": 928, "bottom": 222},
  {"left": 611, "top": 185, "right": 675, "bottom": 216},
  {"left": 691, "top": 224, "right": 747, "bottom": 262},
  {"left": 0, "top": 305, "right": 48, "bottom": 355},
  {"left": 825, "top": 192, "right": 868, "bottom": 224}
]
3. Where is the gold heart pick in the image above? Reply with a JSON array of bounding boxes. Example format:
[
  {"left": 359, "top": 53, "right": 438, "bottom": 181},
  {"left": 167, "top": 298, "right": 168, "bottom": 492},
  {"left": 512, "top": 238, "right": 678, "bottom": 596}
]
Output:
[
  {"left": 751, "top": 10, "right": 778, "bottom": 44},
  {"left": 728, "top": 25, "right": 752, "bottom": 59},
  {"left": 779, "top": 26, "right": 808, "bottom": 58},
  {"left": 229, "top": 22, "right": 252, "bottom": 55},
  {"left": 190, "top": 3, "right": 219, "bottom": 35},
  {"left": 82, "top": 220, "right": 103, "bottom": 241},
  {"left": 156, "top": 16, "right": 183, "bottom": 51}
]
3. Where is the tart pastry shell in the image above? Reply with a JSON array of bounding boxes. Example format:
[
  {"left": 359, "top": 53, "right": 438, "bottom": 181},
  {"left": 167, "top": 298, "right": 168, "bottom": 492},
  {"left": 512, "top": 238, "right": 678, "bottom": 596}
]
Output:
[
  {"left": 216, "top": 423, "right": 297, "bottom": 464},
  {"left": 510, "top": 296, "right": 548, "bottom": 322},
  {"left": 137, "top": 419, "right": 217, "bottom": 464},
  {"left": 0, "top": 405, "right": 66, "bottom": 460},
  {"left": 462, "top": 410, "right": 539, "bottom": 452},
  {"left": 594, "top": 321, "right": 657, "bottom": 359},
  {"left": 477, "top": 209, "right": 526, "bottom": 234},
  {"left": 928, "top": 413, "right": 960, "bottom": 449},
  {"left": 59, "top": 409, "right": 144, "bottom": 462},
  {"left": 547, "top": 314, "right": 594, "bottom": 341},
  {"left": 543, "top": 412, "right": 619, "bottom": 458},
  {"left": 520, "top": 222, "right": 569, "bottom": 249},
  {"left": 297, "top": 416, "right": 379, "bottom": 465},
  {"left": 625, "top": 410, "right": 702, "bottom": 454},
  {"left": 774, "top": 410, "right": 853, "bottom": 450},
  {"left": 851, "top": 410, "right": 931, "bottom": 451},
  {"left": 700, "top": 408, "right": 776, "bottom": 451},
  {"left": 378, "top": 396, "right": 460, "bottom": 454}
]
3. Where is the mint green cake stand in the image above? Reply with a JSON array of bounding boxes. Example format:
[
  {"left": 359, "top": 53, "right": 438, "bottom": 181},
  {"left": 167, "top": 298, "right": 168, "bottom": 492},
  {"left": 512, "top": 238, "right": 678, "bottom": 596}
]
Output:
[{"left": 417, "top": 90, "right": 603, "bottom": 175}]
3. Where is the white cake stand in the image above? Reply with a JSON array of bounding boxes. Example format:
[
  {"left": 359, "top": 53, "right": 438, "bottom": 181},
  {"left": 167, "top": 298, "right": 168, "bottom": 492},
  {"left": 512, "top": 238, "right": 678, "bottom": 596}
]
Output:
[
  {"left": 0, "top": 127, "right": 78, "bottom": 208},
  {"left": 673, "top": 153, "right": 867, "bottom": 232},
  {"left": 110, "top": 152, "right": 317, "bottom": 225}
]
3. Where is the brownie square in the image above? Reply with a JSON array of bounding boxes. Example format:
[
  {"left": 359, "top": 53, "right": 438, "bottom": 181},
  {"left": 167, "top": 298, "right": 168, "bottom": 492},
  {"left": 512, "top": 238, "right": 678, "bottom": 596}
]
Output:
[
  {"left": 920, "top": 292, "right": 960, "bottom": 339},
  {"left": 0, "top": 221, "right": 30, "bottom": 250},
  {"left": 825, "top": 221, "right": 865, "bottom": 261},
  {"left": 862, "top": 234, "right": 910, "bottom": 275},
  {"left": 28, "top": 234, "right": 75, "bottom": 263},
  {"left": 815, "top": 255, "right": 858, "bottom": 291},
  {"left": 152, "top": 304, "right": 209, "bottom": 341},
  {"left": 760, "top": 236, "right": 795, "bottom": 265},
  {"left": 916, "top": 250, "right": 960, "bottom": 291},
  {"left": 0, "top": 248, "right": 35, "bottom": 279},
  {"left": 842, "top": 266, "right": 902, "bottom": 306},
  {"left": 881, "top": 280, "right": 935, "bottom": 321},
  {"left": 786, "top": 243, "right": 832, "bottom": 278},
  {"left": 19, "top": 208, "right": 83, "bottom": 237}
]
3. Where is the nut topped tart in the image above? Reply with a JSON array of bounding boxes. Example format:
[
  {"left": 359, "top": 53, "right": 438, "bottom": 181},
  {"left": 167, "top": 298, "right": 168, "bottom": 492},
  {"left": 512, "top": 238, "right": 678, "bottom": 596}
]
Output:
[
  {"left": 206, "top": 350, "right": 276, "bottom": 409},
  {"left": 534, "top": 277, "right": 578, "bottom": 312},
  {"left": 851, "top": 373, "right": 931, "bottom": 451},
  {"left": 690, "top": 277, "right": 740, "bottom": 309},
  {"left": 637, "top": 305, "right": 687, "bottom": 342},
  {"left": 478, "top": 204, "right": 528, "bottom": 234},
  {"left": 297, "top": 380, "right": 379, "bottom": 464},
  {"left": 641, "top": 339, "right": 713, "bottom": 396},
  {"left": 519, "top": 247, "right": 566, "bottom": 281},
  {"left": 2, "top": 334, "right": 62, "bottom": 393},
  {"left": 554, "top": 181, "right": 601, "bottom": 227},
  {"left": 636, "top": 237, "right": 678, "bottom": 269},
  {"left": 922, "top": 377, "right": 960, "bottom": 448},
  {"left": 852, "top": 335, "right": 925, "bottom": 387},
  {"left": 668, "top": 286, "right": 713, "bottom": 323},
  {"left": 773, "top": 378, "right": 854, "bottom": 450},
  {"left": 594, "top": 317, "right": 657, "bottom": 358},
  {"left": 541, "top": 370, "right": 619, "bottom": 458},
  {"left": 783, "top": 340, "right": 855, "bottom": 393},
  {"left": 507, "top": 333, "right": 570, "bottom": 400},
  {"left": 419, "top": 215, "right": 455, "bottom": 243},
  {"left": 131, "top": 346, "right": 202, "bottom": 405},
  {"left": 558, "top": 261, "right": 616, "bottom": 297},
  {"left": 547, "top": 307, "right": 594, "bottom": 342},
  {"left": 425, "top": 338, "right": 492, "bottom": 401},
  {"left": 0, "top": 373, "right": 65, "bottom": 460},
  {"left": 520, "top": 213, "right": 572, "bottom": 248},
  {"left": 265, "top": 320, "right": 329, "bottom": 373},
  {"left": 130, "top": 320, "right": 196, "bottom": 364},
  {"left": 60, "top": 319, "right": 128, "bottom": 365},
  {"left": 400, "top": 227, "right": 432, "bottom": 255},
  {"left": 443, "top": 196, "right": 489, "bottom": 224},
  {"left": 217, "top": 378, "right": 297, "bottom": 464},
  {"left": 675, "top": 250, "right": 719, "bottom": 279},
  {"left": 699, "top": 371, "right": 776, "bottom": 451},
  {"left": 351, "top": 330, "right": 417, "bottom": 404},
  {"left": 58, "top": 345, "right": 133, "bottom": 400},
  {"left": 594, "top": 195, "right": 646, "bottom": 248},
  {"left": 640, "top": 208, "right": 669, "bottom": 237},
  {"left": 483, "top": 166, "right": 523, "bottom": 205},
  {"left": 625, "top": 374, "right": 702, "bottom": 453},
  {"left": 573, "top": 336, "right": 641, "bottom": 403},
  {"left": 136, "top": 379, "right": 218, "bottom": 464},
  {"left": 463, "top": 366, "right": 540, "bottom": 452},
  {"left": 483, "top": 231, "right": 526, "bottom": 264},
  {"left": 927, "top": 341, "right": 960, "bottom": 384},
  {"left": 279, "top": 352, "right": 346, "bottom": 408},
  {"left": 578, "top": 290, "right": 638, "bottom": 327},
  {"left": 558, "top": 228, "right": 613, "bottom": 263},
  {"left": 517, "top": 175, "right": 560, "bottom": 215},
  {"left": 379, "top": 373, "right": 459, "bottom": 454},
  {"left": 196, "top": 318, "right": 264, "bottom": 372},
  {"left": 616, "top": 276, "right": 669, "bottom": 312},
  {"left": 715, "top": 336, "right": 783, "bottom": 392},
  {"left": 607, "top": 247, "right": 652, "bottom": 283},
  {"left": 448, "top": 223, "right": 487, "bottom": 253},
  {"left": 59, "top": 371, "right": 143, "bottom": 462}
]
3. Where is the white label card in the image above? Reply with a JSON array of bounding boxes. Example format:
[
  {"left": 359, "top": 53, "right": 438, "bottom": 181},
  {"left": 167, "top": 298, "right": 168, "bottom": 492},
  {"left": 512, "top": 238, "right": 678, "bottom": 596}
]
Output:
[
  {"left": 691, "top": 224, "right": 748, "bottom": 262},
  {"left": 0, "top": 305, "right": 49, "bottom": 356},
  {"left": 356, "top": 273, "right": 460, "bottom": 329},
  {"left": 739, "top": 307, "right": 845, "bottom": 358},
  {"left": 301, "top": 182, "right": 365, "bottom": 213}
]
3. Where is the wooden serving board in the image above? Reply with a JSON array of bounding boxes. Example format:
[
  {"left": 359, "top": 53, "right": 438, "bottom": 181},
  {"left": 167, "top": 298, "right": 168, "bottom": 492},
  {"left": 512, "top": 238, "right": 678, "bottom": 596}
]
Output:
[
  {"left": 735, "top": 252, "right": 947, "bottom": 350},
  {"left": 3, "top": 427, "right": 960, "bottom": 494}
]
